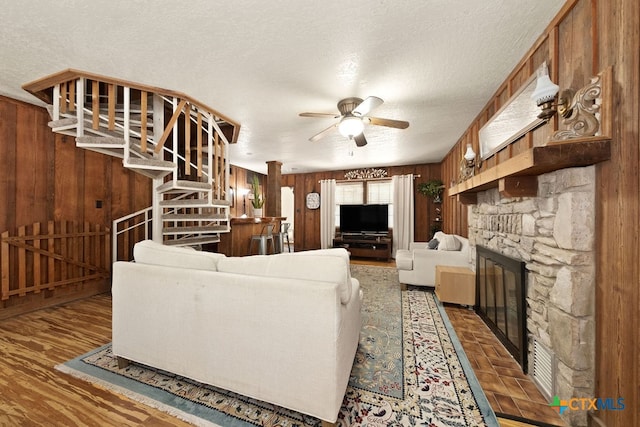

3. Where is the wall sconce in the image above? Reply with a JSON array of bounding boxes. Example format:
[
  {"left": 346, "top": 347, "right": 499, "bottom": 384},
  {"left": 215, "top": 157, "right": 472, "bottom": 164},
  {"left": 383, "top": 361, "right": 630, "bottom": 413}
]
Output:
[
  {"left": 459, "top": 143, "right": 477, "bottom": 182},
  {"left": 464, "top": 144, "right": 476, "bottom": 167},
  {"left": 531, "top": 62, "right": 608, "bottom": 140},
  {"left": 531, "top": 61, "right": 574, "bottom": 121},
  {"left": 239, "top": 188, "right": 250, "bottom": 218}
]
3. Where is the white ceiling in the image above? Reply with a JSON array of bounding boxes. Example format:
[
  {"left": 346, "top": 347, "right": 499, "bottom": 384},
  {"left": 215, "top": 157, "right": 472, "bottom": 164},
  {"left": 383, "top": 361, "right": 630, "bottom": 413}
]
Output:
[{"left": 0, "top": 1, "right": 564, "bottom": 175}]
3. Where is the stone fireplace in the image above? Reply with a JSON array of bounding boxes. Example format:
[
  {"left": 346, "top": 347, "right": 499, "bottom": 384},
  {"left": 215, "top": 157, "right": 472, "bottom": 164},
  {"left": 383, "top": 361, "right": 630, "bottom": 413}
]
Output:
[{"left": 468, "top": 166, "right": 595, "bottom": 426}]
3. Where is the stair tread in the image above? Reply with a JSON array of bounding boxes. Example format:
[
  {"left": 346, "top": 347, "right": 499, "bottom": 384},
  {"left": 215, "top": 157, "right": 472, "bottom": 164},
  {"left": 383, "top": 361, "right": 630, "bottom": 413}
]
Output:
[
  {"left": 160, "top": 198, "right": 231, "bottom": 207},
  {"left": 48, "top": 117, "right": 78, "bottom": 128},
  {"left": 163, "top": 236, "right": 222, "bottom": 246},
  {"left": 126, "top": 157, "right": 175, "bottom": 168},
  {"left": 163, "top": 225, "right": 228, "bottom": 233},
  {"left": 76, "top": 136, "right": 125, "bottom": 146},
  {"left": 163, "top": 213, "right": 227, "bottom": 220},
  {"left": 156, "top": 180, "right": 212, "bottom": 192}
]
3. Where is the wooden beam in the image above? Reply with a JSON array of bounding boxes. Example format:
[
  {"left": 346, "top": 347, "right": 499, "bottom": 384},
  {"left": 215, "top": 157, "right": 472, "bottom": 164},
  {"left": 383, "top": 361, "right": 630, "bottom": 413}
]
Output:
[
  {"left": 60, "top": 81, "right": 68, "bottom": 114},
  {"left": 107, "top": 84, "right": 116, "bottom": 130},
  {"left": 449, "top": 139, "right": 610, "bottom": 196},
  {"left": 91, "top": 80, "right": 100, "bottom": 130},
  {"left": 154, "top": 99, "right": 188, "bottom": 154},
  {"left": 499, "top": 176, "right": 538, "bottom": 198},
  {"left": 457, "top": 193, "right": 477, "bottom": 205}
]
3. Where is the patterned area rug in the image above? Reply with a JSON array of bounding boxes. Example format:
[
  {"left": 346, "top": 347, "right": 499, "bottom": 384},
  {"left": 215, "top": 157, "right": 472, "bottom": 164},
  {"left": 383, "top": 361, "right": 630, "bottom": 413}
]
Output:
[{"left": 57, "top": 265, "right": 497, "bottom": 427}]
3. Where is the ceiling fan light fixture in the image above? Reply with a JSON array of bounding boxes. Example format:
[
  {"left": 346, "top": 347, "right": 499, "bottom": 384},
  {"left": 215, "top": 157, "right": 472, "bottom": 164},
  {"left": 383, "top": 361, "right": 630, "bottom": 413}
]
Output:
[{"left": 338, "top": 116, "right": 364, "bottom": 138}]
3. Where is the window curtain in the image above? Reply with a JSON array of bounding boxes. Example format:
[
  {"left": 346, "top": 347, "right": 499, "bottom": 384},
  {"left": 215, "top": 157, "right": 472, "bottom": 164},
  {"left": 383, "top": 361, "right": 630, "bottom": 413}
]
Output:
[
  {"left": 392, "top": 174, "right": 414, "bottom": 257},
  {"left": 320, "top": 179, "right": 336, "bottom": 249}
]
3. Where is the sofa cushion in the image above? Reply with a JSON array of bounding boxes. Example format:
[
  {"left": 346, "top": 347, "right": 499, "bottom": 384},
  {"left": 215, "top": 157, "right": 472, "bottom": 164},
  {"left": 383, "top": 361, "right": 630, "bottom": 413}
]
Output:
[
  {"left": 134, "top": 240, "right": 225, "bottom": 271},
  {"left": 437, "top": 234, "right": 462, "bottom": 251},
  {"left": 217, "top": 251, "right": 353, "bottom": 304}
]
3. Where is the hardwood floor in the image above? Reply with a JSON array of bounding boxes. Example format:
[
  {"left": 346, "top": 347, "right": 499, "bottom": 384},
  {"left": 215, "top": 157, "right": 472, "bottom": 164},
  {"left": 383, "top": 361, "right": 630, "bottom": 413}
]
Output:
[
  {"left": 0, "top": 294, "right": 192, "bottom": 426},
  {"left": 0, "top": 258, "right": 564, "bottom": 426}
]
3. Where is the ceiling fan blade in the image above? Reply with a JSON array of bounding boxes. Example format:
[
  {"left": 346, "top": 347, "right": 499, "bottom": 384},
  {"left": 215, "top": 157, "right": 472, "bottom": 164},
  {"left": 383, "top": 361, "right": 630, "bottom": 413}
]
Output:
[
  {"left": 309, "top": 123, "right": 338, "bottom": 142},
  {"left": 352, "top": 96, "right": 383, "bottom": 117},
  {"left": 367, "top": 116, "right": 410, "bottom": 129},
  {"left": 353, "top": 133, "right": 368, "bottom": 147},
  {"left": 299, "top": 112, "right": 340, "bottom": 118}
]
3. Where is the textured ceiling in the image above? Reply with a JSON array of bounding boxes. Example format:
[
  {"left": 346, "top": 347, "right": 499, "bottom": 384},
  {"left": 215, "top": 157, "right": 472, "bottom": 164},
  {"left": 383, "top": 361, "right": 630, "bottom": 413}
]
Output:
[{"left": 0, "top": 1, "right": 564, "bottom": 174}]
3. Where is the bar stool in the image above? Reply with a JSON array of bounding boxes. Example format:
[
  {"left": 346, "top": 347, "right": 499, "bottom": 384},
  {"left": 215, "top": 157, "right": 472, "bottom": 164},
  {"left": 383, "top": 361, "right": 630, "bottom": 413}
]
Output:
[
  {"left": 275, "top": 222, "right": 292, "bottom": 253},
  {"left": 250, "top": 224, "right": 275, "bottom": 255}
]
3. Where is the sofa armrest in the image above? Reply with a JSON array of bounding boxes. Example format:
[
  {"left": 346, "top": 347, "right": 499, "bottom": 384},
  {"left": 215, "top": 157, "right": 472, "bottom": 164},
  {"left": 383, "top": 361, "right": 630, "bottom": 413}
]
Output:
[
  {"left": 409, "top": 248, "right": 471, "bottom": 285},
  {"left": 409, "top": 242, "right": 429, "bottom": 251}
]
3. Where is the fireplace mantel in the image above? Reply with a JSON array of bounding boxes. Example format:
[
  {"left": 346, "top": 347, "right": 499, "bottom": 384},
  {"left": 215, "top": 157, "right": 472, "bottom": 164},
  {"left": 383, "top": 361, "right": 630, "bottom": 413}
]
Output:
[{"left": 448, "top": 138, "right": 610, "bottom": 204}]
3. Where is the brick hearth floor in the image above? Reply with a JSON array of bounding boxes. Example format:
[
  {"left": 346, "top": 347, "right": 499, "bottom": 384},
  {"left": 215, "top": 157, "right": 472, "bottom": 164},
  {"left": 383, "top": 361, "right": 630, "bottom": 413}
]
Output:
[{"left": 444, "top": 304, "right": 565, "bottom": 426}]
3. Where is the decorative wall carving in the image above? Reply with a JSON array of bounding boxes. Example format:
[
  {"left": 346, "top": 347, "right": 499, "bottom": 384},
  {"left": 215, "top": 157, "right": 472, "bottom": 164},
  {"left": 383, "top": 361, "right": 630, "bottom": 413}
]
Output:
[
  {"left": 344, "top": 168, "right": 388, "bottom": 180},
  {"left": 553, "top": 74, "right": 603, "bottom": 140}
]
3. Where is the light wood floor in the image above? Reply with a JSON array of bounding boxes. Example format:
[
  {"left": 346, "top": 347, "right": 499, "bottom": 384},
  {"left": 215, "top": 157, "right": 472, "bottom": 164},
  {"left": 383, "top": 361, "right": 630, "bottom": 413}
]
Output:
[{"left": 0, "top": 294, "right": 193, "bottom": 426}]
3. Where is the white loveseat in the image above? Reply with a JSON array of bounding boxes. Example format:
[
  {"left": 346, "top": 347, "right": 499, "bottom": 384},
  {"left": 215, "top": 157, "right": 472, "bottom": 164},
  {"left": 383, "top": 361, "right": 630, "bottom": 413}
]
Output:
[
  {"left": 395, "top": 232, "right": 471, "bottom": 287},
  {"left": 112, "top": 240, "right": 362, "bottom": 425}
]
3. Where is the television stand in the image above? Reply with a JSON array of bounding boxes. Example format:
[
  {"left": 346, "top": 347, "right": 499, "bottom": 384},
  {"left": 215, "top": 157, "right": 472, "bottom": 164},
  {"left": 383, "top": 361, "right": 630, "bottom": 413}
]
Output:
[{"left": 333, "top": 232, "right": 392, "bottom": 261}]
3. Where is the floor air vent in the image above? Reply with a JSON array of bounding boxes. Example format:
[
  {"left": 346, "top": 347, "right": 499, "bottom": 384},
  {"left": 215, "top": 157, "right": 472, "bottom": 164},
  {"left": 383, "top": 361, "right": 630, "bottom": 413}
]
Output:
[{"left": 531, "top": 338, "right": 555, "bottom": 400}]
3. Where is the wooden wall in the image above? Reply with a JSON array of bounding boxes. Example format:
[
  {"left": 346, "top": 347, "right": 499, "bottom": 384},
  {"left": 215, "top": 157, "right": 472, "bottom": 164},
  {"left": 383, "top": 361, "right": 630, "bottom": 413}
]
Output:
[
  {"left": 0, "top": 95, "right": 152, "bottom": 316},
  {"left": 440, "top": 1, "right": 639, "bottom": 425},
  {"left": 281, "top": 163, "right": 441, "bottom": 251},
  {"left": 227, "top": 165, "right": 266, "bottom": 218}
]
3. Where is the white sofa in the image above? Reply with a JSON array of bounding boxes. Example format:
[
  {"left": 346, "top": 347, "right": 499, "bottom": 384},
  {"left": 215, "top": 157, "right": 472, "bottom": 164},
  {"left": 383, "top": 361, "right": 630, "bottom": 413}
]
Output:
[
  {"left": 112, "top": 240, "right": 362, "bottom": 425},
  {"left": 395, "top": 231, "right": 471, "bottom": 287}
]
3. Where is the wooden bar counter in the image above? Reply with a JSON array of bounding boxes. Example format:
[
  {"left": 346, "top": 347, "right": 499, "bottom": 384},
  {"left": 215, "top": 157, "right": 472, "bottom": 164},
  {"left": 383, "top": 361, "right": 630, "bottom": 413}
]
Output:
[{"left": 218, "top": 217, "right": 285, "bottom": 256}]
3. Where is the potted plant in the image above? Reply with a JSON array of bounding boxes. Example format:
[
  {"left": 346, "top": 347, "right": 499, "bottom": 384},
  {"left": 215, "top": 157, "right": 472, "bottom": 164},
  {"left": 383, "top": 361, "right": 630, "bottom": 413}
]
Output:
[
  {"left": 417, "top": 179, "right": 444, "bottom": 203},
  {"left": 250, "top": 175, "right": 264, "bottom": 217}
]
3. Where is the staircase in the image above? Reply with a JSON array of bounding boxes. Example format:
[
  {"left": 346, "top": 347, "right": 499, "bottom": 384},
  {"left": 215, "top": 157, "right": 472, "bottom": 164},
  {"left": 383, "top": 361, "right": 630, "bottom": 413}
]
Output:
[{"left": 23, "top": 69, "right": 241, "bottom": 249}]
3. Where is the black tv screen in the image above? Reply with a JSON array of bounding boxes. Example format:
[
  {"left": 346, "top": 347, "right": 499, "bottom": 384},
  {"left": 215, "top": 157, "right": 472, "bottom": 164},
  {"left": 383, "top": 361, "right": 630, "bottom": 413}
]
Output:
[{"left": 340, "top": 204, "right": 389, "bottom": 234}]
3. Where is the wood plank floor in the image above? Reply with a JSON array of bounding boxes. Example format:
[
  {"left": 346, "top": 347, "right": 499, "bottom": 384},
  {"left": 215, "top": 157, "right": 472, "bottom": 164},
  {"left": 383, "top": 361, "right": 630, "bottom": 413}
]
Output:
[{"left": 0, "top": 294, "right": 192, "bottom": 426}]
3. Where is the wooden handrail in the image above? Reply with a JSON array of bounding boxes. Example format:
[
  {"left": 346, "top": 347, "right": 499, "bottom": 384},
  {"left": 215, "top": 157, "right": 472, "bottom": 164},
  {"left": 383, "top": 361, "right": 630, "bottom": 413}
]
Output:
[{"left": 22, "top": 68, "right": 240, "bottom": 143}]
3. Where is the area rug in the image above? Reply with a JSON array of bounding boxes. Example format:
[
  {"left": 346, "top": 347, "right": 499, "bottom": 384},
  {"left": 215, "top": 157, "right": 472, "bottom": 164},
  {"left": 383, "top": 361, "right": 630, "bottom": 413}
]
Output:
[{"left": 57, "top": 265, "right": 498, "bottom": 427}]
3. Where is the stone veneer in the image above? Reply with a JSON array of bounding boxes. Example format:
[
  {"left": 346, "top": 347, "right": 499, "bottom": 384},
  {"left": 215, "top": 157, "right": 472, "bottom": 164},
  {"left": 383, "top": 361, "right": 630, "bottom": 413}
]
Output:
[{"left": 467, "top": 166, "right": 595, "bottom": 427}]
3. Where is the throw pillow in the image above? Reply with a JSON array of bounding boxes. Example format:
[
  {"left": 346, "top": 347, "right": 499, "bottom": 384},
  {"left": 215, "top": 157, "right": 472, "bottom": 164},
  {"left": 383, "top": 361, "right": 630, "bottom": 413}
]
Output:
[
  {"left": 437, "top": 234, "right": 461, "bottom": 251},
  {"left": 427, "top": 238, "right": 439, "bottom": 249}
]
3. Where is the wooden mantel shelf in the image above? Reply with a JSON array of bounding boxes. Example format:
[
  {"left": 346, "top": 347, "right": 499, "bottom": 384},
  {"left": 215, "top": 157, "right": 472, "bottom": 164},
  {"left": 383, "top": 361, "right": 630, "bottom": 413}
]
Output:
[{"left": 448, "top": 138, "right": 611, "bottom": 204}]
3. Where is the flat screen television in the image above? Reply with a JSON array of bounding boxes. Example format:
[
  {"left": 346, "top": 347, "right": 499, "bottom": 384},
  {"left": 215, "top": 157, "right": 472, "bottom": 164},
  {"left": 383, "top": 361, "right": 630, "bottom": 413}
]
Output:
[{"left": 339, "top": 204, "right": 389, "bottom": 234}]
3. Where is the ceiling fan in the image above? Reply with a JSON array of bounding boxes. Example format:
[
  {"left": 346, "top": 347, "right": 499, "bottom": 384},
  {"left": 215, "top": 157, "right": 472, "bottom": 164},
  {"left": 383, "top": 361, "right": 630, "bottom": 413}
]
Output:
[{"left": 299, "top": 96, "right": 409, "bottom": 147}]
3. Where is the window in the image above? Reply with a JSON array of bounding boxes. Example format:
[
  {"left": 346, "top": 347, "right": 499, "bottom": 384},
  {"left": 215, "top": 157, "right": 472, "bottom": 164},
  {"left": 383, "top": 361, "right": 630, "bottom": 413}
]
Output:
[
  {"left": 335, "top": 180, "right": 393, "bottom": 228},
  {"left": 367, "top": 181, "right": 393, "bottom": 227}
]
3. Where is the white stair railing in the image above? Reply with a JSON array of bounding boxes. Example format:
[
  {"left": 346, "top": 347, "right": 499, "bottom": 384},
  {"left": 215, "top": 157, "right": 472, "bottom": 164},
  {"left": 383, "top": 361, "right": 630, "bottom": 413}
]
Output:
[{"left": 112, "top": 207, "right": 152, "bottom": 262}]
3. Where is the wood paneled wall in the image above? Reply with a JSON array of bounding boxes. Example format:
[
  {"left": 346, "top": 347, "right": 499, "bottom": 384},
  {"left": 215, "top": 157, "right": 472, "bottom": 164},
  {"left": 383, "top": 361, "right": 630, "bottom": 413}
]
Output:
[
  {"left": 281, "top": 163, "right": 441, "bottom": 251},
  {"left": 227, "top": 165, "right": 266, "bottom": 218},
  {"left": 0, "top": 95, "right": 152, "bottom": 316},
  {"left": 440, "top": 1, "right": 639, "bottom": 425}
]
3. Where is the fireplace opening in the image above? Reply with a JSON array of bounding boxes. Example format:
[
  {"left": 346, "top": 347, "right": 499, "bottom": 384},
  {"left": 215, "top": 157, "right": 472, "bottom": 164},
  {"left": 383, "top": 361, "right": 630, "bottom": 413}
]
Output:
[{"left": 476, "top": 246, "right": 527, "bottom": 372}]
